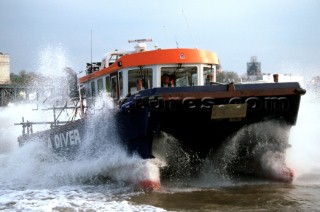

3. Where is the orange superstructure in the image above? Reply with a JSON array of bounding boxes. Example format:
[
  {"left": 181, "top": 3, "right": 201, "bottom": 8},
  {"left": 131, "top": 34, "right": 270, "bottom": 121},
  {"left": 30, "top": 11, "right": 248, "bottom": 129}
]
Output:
[{"left": 80, "top": 48, "right": 219, "bottom": 83}]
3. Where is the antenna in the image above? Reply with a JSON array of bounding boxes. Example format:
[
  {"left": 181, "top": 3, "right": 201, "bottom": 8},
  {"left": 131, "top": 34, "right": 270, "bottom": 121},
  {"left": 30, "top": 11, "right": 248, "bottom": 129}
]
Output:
[
  {"left": 128, "top": 38, "right": 153, "bottom": 52},
  {"left": 90, "top": 30, "right": 93, "bottom": 73},
  {"left": 128, "top": 38, "right": 153, "bottom": 43},
  {"left": 175, "top": 36, "right": 179, "bottom": 48},
  {"left": 182, "top": 9, "right": 198, "bottom": 49}
]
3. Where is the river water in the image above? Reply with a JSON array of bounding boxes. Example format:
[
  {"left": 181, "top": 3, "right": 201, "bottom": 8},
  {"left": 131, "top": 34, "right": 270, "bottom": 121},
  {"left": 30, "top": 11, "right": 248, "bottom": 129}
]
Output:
[{"left": 0, "top": 91, "right": 319, "bottom": 211}]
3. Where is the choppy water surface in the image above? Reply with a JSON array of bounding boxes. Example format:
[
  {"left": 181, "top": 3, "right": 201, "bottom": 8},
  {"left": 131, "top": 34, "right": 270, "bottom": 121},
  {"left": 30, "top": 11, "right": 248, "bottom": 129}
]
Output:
[
  {"left": 1, "top": 92, "right": 319, "bottom": 211},
  {"left": 131, "top": 182, "right": 320, "bottom": 211}
]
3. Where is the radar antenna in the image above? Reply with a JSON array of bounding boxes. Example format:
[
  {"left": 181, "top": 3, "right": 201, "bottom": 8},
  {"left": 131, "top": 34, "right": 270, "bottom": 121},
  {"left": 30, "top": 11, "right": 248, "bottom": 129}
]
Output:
[
  {"left": 128, "top": 38, "right": 153, "bottom": 52},
  {"left": 128, "top": 38, "right": 153, "bottom": 43}
]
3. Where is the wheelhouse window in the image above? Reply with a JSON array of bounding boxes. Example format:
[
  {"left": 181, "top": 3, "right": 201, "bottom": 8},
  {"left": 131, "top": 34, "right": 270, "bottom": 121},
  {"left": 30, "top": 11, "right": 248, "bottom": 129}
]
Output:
[
  {"left": 128, "top": 68, "right": 153, "bottom": 93},
  {"left": 111, "top": 76, "right": 118, "bottom": 99},
  {"left": 161, "top": 66, "right": 198, "bottom": 87},
  {"left": 97, "top": 78, "right": 103, "bottom": 93},
  {"left": 109, "top": 54, "right": 124, "bottom": 66},
  {"left": 105, "top": 75, "right": 111, "bottom": 92},
  {"left": 118, "top": 71, "right": 123, "bottom": 97},
  {"left": 203, "top": 66, "right": 215, "bottom": 85},
  {"left": 91, "top": 81, "right": 96, "bottom": 97}
]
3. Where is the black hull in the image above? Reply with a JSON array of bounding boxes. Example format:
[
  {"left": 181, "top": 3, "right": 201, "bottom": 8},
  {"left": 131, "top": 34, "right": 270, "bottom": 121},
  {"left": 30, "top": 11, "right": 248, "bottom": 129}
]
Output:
[{"left": 118, "top": 82, "right": 304, "bottom": 159}]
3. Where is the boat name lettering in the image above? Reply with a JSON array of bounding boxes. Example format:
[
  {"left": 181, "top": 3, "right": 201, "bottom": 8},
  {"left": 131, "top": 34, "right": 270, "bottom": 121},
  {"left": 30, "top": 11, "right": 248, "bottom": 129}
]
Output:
[
  {"left": 134, "top": 96, "right": 289, "bottom": 111},
  {"left": 47, "top": 129, "right": 81, "bottom": 149}
]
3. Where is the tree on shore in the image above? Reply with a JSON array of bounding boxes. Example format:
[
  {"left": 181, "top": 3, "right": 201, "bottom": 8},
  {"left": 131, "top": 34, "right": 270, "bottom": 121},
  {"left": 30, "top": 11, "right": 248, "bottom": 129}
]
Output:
[
  {"left": 216, "top": 71, "right": 241, "bottom": 83},
  {"left": 10, "top": 70, "right": 45, "bottom": 86}
]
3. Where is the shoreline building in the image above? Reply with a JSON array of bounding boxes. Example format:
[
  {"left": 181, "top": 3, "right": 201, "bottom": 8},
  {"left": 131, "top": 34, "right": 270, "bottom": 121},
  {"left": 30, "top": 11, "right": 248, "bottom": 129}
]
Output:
[
  {"left": 246, "top": 56, "right": 304, "bottom": 85},
  {"left": 0, "top": 52, "right": 11, "bottom": 84},
  {"left": 0, "top": 52, "right": 44, "bottom": 106},
  {"left": 247, "top": 56, "right": 262, "bottom": 81}
]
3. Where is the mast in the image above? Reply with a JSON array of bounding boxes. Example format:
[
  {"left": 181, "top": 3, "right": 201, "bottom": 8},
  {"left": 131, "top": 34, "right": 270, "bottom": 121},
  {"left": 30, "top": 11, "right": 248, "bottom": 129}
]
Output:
[{"left": 91, "top": 30, "right": 93, "bottom": 73}]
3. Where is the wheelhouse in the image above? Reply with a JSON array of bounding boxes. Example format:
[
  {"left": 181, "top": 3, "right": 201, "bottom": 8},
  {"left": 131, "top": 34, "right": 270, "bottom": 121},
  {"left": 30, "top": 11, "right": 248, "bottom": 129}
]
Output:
[{"left": 79, "top": 40, "right": 220, "bottom": 106}]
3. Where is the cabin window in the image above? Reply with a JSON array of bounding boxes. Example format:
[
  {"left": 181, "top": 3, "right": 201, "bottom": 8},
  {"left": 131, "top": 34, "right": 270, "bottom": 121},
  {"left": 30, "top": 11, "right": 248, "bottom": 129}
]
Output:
[
  {"left": 109, "top": 54, "right": 123, "bottom": 66},
  {"left": 97, "top": 78, "right": 103, "bottom": 93},
  {"left": 161, "top": 66, "right": 198, "bottom": 87},
  {"left": 203, "top": 66, "right": 215, "bottom": 85},
  {"left": 91, "top": 81, "right": 96, "bottom": 97},
  {"left": 118, "top": 72, "right": 123, "bottom": 97},
  {"left": 111, "top": 76, "right": 118, "bottom": 99},
  {"left": 128, "top": 68, "right": 153, "bottom": 94},
  {"left": 105, "top": 75, "right": 111, "bottom": 92}
]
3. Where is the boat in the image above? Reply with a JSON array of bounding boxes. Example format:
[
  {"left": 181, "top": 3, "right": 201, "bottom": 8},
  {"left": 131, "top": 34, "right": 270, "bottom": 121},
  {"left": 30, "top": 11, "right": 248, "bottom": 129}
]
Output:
[{"left": 15, "top": 39, "right": 306, "bottom": 191}]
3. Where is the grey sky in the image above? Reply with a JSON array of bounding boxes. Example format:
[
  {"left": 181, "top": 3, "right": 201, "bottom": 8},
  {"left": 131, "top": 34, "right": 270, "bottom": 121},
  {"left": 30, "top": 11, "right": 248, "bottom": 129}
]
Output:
[{"left": 0, "top": 0, "right": 319, "bottom": 78}]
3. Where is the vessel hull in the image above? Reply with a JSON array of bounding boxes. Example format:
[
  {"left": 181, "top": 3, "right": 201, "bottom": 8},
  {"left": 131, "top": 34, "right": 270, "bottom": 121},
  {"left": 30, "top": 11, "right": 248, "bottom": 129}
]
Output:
[{"left": 17, "top": 82, "right": 305, "bottom": 183}]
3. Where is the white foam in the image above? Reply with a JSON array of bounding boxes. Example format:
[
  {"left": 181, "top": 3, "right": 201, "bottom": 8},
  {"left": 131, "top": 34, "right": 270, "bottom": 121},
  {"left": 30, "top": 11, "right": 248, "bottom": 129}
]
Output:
[
  {"left": 0, "top": 95, "right": 160, "bottom": 191},
  {"left": 287, "top": 92, "right": 320, "bottom": 184},
  {"left": 0, "top": 186, "right": 166, "bottom": 211},
  {"left": 0, "top": 104, "right": 38, "bottom": 153}
]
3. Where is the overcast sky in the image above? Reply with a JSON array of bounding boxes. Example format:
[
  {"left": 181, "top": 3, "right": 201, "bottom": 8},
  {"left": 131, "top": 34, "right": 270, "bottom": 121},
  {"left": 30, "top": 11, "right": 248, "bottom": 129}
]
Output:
[{"left": 0, "top": 0, "right": 319, "bottom": 78}]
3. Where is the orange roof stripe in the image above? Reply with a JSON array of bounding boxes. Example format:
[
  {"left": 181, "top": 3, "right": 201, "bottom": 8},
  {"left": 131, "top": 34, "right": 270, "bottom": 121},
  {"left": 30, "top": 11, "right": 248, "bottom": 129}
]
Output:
[{"left": 80, "top": 48, "right": 219, "bottom": 83}]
